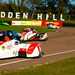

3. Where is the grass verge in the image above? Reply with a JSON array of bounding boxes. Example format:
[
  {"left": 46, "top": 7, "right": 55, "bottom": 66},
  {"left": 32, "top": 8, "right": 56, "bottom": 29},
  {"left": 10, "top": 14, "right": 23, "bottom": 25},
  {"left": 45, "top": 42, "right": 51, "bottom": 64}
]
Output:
[
  {"left": 0, "top": 25, "right": 55, "bottom": 32},
  {"left": 1, "top": 57, "right": 75, "bottom": 75}
]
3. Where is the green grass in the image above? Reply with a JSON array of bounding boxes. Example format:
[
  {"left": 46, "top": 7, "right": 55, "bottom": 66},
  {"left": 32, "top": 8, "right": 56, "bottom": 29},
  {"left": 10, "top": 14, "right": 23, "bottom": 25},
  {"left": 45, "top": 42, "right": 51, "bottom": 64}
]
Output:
[
  {"left": 1, "top": 57, "right": 75, "bottom": 75},
  {"left": 0, "top": 25, "right": 55, "bottom": 32}
]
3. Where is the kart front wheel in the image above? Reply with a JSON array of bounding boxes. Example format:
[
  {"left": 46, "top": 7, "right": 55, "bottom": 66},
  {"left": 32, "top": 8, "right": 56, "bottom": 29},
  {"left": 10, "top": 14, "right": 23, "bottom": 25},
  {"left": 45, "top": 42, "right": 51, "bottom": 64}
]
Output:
[
  {"left": 18, "top": 48, "right": 26, "bottom": 57},
  {"left": 39, "top": 33, "right": 48, "bottom": 41}
]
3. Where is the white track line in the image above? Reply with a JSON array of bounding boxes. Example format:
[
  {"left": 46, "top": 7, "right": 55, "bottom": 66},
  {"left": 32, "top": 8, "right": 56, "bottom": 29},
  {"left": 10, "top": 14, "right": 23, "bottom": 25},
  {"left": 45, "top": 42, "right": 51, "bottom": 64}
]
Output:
[
  {"left": 0, "top": 49, "right": 75, "bottom": 67},
  {"left": 43, "top": 49, "right": 75, "bottom": 57}
]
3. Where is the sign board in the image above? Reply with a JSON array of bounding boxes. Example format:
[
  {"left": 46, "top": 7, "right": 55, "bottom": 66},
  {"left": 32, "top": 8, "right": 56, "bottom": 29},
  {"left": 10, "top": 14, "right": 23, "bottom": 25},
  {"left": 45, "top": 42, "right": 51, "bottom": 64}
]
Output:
[{"left": 12, "top": 21, "right": 42, "bottom": 26}]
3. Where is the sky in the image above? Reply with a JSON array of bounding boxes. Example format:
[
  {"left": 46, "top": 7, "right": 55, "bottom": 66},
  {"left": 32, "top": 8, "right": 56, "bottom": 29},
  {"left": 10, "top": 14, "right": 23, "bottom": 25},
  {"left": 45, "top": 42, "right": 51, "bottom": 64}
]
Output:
[{"left": 69, "top": 0, "right": 75, "bottom": 5}]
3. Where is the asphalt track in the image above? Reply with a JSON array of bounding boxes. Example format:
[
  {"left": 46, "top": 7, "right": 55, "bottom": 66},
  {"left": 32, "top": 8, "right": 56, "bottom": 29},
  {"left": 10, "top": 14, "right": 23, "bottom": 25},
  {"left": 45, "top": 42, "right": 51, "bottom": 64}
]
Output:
[{"left": 0, "top": 27, "right": 75, "bottom": 71}]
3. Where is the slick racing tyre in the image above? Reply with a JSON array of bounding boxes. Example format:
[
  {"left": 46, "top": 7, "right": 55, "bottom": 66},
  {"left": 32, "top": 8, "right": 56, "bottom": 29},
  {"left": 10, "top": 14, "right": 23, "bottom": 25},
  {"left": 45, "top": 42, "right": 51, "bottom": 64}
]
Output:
[
  {"left": 18, "top": 48, "right": 26, "bottom": 57},
  {"left": 39, "top": 33, "right": 48, "bottom": 41}
]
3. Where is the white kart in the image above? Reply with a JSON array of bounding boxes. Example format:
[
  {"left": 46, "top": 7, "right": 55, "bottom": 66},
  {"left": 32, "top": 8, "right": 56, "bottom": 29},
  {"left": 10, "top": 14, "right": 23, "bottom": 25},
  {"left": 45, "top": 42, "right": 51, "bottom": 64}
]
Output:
[
  {"left": 0, "top": 39, "right": 42, "bottom": 59},
  {"left": 20, "top": 28, "right": 48, "bottom": 41}
]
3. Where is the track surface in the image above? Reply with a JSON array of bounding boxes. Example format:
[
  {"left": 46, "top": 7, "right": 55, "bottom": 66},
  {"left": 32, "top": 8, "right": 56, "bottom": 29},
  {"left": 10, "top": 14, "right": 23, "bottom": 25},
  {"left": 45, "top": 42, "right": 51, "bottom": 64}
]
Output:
[{"left": 0, "top": 27, "right": 75, "bottom": 71}]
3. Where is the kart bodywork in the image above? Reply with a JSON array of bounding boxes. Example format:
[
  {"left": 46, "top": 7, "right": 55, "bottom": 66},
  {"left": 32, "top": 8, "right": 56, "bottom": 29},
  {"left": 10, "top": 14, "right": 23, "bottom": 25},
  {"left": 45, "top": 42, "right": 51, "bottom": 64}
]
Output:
[
  {"left": 20, "top": 28, "right": 48, "bottom": 41},
  {"left": 0, "top": 28, "right": 48, "bottom": 41},
  {"left": 20, "top": 31, "right": 48, "bottom": 41},
  {"left": 0, "top": 39, "right": 41, "bottom": 59},
  {"left": 47, "top": 20, "right": 64, "bottom": 29}
]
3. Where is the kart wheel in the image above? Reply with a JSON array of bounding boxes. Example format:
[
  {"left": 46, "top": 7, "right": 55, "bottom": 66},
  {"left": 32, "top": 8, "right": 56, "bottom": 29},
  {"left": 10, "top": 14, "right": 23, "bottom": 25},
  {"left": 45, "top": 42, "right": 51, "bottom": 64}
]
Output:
[
  {"left": 39, "top": 33, "right": 48, "bottom": 41},
  {"left": 18, "top": 48, "right": 26, "bottom": 57},
  {"left": 18, "top": 53, "right": 26, "bottom": 57},
  {"left": 38, "top": 51, "right": 45, "bottom": 58},
  {"left": 38, "top": 53, "right": 42, "bottom": 58}
]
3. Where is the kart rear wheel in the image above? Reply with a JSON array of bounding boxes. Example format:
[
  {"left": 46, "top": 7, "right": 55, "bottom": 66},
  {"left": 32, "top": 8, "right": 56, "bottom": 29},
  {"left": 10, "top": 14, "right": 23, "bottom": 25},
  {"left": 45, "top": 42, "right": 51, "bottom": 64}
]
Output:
[{"left": 18, "top": 53, "right": 26, "bottom": 58}]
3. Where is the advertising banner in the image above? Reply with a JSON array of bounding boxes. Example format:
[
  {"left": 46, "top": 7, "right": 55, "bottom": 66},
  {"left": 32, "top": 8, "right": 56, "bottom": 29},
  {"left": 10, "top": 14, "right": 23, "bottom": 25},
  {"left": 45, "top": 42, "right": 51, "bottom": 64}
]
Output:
[{"left": 12, "top": 21, "right": 42, "bottom": 26}]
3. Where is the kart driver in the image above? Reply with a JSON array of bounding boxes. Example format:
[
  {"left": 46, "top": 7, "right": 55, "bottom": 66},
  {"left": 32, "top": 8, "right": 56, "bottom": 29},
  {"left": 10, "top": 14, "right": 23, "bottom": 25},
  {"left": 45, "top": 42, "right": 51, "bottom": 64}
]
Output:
[{"left": 20, "top": 28, "right": 37, "bottom": 41}]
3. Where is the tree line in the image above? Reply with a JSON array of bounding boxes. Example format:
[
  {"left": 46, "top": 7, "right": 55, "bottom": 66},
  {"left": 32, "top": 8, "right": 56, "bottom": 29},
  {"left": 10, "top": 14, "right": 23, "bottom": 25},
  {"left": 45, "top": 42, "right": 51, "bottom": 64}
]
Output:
[{"left": 0, "top": 0, "right": 74, "bottom": 20}]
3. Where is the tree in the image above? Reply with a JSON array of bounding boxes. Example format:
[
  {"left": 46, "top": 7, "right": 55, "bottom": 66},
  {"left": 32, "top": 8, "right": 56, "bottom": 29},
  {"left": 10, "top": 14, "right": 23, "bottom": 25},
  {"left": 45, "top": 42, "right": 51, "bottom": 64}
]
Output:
[
  {"left": 57, "top": 0, "right": 70, "bottom": 19},
  {"left": 9, "top": 0, "right": 13, "bottom": 4},
  {"left": 25, "top": 0, "right": 43, "bottom": 18}
]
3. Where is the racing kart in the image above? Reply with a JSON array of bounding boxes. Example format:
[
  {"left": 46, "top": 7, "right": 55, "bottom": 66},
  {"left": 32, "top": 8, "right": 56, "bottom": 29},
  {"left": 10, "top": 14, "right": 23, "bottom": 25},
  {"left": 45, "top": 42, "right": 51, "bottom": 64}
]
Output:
[
  {"left": 0, "top": 28, "right": 48, "bottom": 41},
  {"left": 47, "top": 20, "right": 64, "bottom": 29},
  {"left": 0, "top": 39, "right": 42, "bottom": 59},
  {"left": 20, "top": 28, "right": 48, "bottom": 41},
  {"left": 0, "top": 30, "right": 21, "bottom": 41}
]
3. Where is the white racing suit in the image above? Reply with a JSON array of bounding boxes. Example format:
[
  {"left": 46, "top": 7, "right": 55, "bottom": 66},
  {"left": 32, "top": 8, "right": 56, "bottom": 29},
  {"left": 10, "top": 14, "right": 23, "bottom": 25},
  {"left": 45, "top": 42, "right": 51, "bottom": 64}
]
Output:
[{"left": 21, "top": 31, "right": 37, "bottom": 41}]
